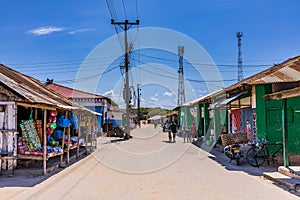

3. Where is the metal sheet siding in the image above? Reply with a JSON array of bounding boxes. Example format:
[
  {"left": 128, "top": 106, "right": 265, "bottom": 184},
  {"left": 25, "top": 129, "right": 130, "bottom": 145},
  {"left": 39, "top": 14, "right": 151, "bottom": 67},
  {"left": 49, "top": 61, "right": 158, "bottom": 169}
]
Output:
[{"left": 279, "top": 66, "right": 300, "bottom": 81}]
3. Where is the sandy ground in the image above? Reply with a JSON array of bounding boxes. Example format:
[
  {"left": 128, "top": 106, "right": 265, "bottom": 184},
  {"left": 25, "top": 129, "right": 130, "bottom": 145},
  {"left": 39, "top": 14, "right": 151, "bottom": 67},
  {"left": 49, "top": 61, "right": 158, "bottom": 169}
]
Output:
[{"left": 0, "top": 124, "right": 299, "bottom": 200}]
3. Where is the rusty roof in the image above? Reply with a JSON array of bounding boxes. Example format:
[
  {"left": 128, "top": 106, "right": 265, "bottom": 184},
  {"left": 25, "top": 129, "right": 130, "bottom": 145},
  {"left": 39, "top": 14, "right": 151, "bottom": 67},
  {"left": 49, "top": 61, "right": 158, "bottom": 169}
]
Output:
[
  {"left": 226, "top": 55, "right": 300, "bottom": 92},
  {"left": 0, "top": 64, "right": 80, "bottom": 109},
  {"left": 46, "top": 83, "right": 107, "bottom": 99},
  {"left": 46, "top": 83, "right": 116, "bottom": 106},
  {"left": 264, "top": 86, "right": 300, "bottom": 100}
]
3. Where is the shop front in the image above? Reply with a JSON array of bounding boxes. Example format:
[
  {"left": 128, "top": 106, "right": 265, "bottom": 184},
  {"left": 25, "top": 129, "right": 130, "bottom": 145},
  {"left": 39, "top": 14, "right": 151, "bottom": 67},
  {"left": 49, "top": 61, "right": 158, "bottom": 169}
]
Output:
[{"left": 0, "top": 64, "right": 98, "bottom": 175}]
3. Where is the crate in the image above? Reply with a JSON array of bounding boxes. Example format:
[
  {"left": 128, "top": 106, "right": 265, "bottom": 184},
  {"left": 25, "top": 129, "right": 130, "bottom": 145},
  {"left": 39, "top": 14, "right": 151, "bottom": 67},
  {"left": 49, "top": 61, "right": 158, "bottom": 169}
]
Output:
[{"left": 220, "top": 133, "right": 248, "bottom": 146}]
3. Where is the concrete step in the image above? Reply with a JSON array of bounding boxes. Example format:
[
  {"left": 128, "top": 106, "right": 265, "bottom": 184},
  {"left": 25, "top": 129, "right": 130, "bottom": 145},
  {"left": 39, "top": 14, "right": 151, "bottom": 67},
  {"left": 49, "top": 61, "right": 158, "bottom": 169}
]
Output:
[
  {"left": 263, "top": 171, "right": 300, "bottom": 192},
  {"left": 278, "top": 166, "right": 300, "bottom": 179}
]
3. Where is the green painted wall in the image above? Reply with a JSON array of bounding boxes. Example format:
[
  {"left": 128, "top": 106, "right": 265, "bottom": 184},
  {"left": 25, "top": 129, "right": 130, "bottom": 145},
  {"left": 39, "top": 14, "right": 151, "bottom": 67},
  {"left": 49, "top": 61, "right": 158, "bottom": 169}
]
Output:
[
  {"left": 266, "top": 99, "right": 283, "bottom": 143},
  {"left": 286, "top": 96, "right": 300, "bottom": 153},
  {"left": 265, "top": 98, "right": 300, "bottom": 154},
  {"left": 179, "top": 106, "right": 194, "bottom": 128},
  {"left": 256, "top": 84, "right": 300, "bottom": 154},
  {"left": 122, "top": 114, "right": 126, "bottom": 127},
  {"left": 178, "top": 108, "right": 182, "bottom": 125},
  {"left": 255, "top": 84, "right": 272, "bottom": 140},
  {"left": 203, "top": 103, "right": 210, "bottom": 139},
  {"left": 197, "top": 104, "right": 203, "bottom": 137}
]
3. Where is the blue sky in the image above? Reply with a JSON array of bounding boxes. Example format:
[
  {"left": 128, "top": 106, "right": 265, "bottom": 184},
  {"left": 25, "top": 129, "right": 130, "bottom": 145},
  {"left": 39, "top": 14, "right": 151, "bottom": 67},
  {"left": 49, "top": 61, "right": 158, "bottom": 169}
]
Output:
[{"left": 1, "top": 0, "right": 300, "bottom": 109}]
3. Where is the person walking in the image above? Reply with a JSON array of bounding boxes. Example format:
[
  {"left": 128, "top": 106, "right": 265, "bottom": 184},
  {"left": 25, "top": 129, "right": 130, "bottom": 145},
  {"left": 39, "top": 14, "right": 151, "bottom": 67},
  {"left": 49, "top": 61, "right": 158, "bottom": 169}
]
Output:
[
  {"left": 182, "top": 126, "right": 187, "bottom": 143},
  {"left": 169, "top": 122, "right": 177, "bottom": 143},
  {"left": 191, "top": 123, "right": 197, "bottom": 142},
  {"left": 186, "top": 126, "right": 192, "bottom": 143}
]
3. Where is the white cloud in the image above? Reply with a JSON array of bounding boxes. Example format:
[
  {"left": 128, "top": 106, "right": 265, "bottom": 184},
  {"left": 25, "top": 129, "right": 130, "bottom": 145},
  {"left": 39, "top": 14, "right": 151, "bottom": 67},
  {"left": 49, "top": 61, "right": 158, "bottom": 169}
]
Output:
[
  {"left": 150, "top": 96, "right": 159, "bottom": 102},
  {"left": 28, "top": 26, "right": 65, "bottom": 36},
  {"left": 154, "top": 93, "right": 158, "bottom": 97},
  {"left": 163, "top": 92, "right": 174, "bottom": 97},
  {"left": 69, "top": 28, "right": 92, "bottom": 34},
  {"left": 198, "top": 89, "right": 207, "bottom": 94},
  {"left": 103, "top": 90, "right": 114, "bottom": 97},
  {"left": 141, "top": 98, "right": 176, "bottom": 109},
  {"left": 102, "top": 90, "right": 124, "bottom": 108}
]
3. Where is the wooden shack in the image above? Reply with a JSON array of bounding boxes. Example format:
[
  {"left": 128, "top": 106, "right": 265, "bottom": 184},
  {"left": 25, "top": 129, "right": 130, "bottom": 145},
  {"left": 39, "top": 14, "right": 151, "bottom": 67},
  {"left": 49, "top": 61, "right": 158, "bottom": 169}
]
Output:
[{"left": 0, "top": 64, "right": 98, "bottom": 175}]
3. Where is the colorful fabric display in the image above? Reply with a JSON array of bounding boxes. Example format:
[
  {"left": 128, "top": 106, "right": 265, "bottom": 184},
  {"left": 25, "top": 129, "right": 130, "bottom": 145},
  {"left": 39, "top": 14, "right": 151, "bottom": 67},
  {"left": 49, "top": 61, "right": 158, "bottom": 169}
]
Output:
[
  {"left": 20, "top": 119, "right": 42, "bottom": 151},
  {"left": 24, "top": 151, "right": 43, "bottom": 156},
  {"left": 70, "top": 113, "right": 79, "bottom": 129},
  {"left": 57, "top": 115, "right": 71, "bottom": 127},
  {"left": 35, "top": 120, "right": 43, "bottom": 141},
  {"left": 55, "top": 130, "right": 63, "bottom": 139}
]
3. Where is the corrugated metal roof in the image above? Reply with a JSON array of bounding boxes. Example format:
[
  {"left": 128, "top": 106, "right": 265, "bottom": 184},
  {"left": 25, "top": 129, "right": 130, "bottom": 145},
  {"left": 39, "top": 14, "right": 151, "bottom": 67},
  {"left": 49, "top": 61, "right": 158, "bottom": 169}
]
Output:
[
  {"left": 46, "top": 83, "right": 117, "bottom": 106},
  {"left": 264, "top": 87, "right": 300, "bottom": 100},
  {"left": 176, "top": 89, "right": 225, "bottom": 108},
  {"left": 46, "top": 83, "right": 107, "bottom": 99},
  {"left": 0, "top": 64, "right": 83, "bottom": 109},
  {"left": 226, "top": 55, "right": 300, "bottom": 92}
]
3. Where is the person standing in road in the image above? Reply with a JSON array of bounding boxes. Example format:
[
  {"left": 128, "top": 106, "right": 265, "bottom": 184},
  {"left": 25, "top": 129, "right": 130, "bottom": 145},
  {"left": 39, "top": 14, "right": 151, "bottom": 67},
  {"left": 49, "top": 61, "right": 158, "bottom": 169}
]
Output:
[{"left": 169, "top": 122, "right": 177, "bottom": 143}]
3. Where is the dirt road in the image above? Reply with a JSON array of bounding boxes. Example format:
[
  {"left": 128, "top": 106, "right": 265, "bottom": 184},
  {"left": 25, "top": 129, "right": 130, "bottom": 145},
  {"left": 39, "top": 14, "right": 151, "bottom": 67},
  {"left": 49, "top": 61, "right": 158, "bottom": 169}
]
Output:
[{"left": 1, "top": 124, "right": 298, "bottom": 200}]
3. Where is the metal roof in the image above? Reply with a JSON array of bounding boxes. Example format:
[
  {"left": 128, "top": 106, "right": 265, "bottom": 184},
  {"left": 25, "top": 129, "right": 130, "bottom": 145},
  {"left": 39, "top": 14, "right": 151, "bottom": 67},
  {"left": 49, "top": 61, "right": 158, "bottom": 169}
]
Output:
[
  {"left": 46, "top": 83, "right": 116, "bottom": 106},
  {"left": 226, "top": 55, "right": 300, "bottom": 92},
  {"left": 0, "top": 64, "right": 93, "bottom": 112},
  {"left": 46, "top": 83, "right": 107, "bottom": 99},
  {"left": 264, "top": 87, "right": 300, "bottom": 100}
]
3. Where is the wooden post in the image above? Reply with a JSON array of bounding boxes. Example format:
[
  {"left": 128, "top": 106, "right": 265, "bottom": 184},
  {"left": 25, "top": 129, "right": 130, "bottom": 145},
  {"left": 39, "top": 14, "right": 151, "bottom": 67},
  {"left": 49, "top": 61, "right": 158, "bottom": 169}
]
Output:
[
  {"left": 76, "top": 128, "right": 80, "bottom": 159},
  {"left": 203, "top": 103, "right": 210, "bottom": 138},
  {"left": 282, "top": 99, "right": 289, "bottom": 167},
  {"left": 67, "top": 126, "right": 70, "bottom": 164},
  {"left": 43, "top": 109, "right": 47, "bottom": 175},
  {"left": 76, "top": 113, "right": 80, "bottom": 159},
  {"left": 94, "top": 116, "right": 97, "bottom": 149},
  {"left": 34, "top": 108, "right": 38, "bottom": 120},
  {"left": 60, "top": 126, "right": 66, "bottom": 167},
  {"left": 85, "top": 115, "right": 88, "bottom": 149}
]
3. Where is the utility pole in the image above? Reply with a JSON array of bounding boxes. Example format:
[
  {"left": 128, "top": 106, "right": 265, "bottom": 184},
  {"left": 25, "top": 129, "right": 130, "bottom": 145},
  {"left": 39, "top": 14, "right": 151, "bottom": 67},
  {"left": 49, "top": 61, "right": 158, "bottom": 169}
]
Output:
[
  {"left": 111, "top": 19, "right": 139, "bottom": 139},
  {"left": 237, "top": 32, "right": 244, "bottom": 82},
  {"left": 137, "top": 84, "right": 141, "bottom": 128},
  {"left": 177, "top": 46, "right": 185, "bottom": 105}
]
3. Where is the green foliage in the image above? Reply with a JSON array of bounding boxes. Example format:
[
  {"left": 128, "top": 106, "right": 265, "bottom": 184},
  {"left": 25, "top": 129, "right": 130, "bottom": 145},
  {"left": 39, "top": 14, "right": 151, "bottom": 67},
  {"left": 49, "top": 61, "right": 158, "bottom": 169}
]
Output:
[{"left": 131, "top": 107, "right": 173, "bottom": 120}]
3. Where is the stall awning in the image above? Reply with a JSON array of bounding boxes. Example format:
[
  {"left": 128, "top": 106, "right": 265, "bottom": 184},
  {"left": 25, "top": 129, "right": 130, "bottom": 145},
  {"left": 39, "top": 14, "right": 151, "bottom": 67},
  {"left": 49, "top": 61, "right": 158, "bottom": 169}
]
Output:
[
  {"left": 264, "top": 87, "right": 300, "bottom": 100},
  {"left": 208, "top": 91, "right": 248, "bottom": 110}
]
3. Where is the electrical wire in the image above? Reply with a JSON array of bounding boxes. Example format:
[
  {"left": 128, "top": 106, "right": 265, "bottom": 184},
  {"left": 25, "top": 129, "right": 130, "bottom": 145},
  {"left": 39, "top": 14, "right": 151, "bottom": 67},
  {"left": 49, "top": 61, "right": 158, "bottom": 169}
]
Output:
[
  {"left": 132, "top": 52, "right": 273, "bottom": 68},
  {"left": 121, "top": 0, "right": 128, "bottom": 19},
  {"left": 135, "top": 0, "right": 139, "bottom": 19},
  {"left": 131, "top": 64, "right": 236, "bottom": 83}
]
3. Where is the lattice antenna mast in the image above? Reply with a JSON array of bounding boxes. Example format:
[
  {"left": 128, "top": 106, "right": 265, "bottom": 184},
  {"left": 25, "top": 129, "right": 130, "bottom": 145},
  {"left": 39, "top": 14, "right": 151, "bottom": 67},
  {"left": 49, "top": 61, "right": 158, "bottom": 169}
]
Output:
[
  {"left": 177, "top": 46, "right": 185, "bottom": 105},
  {"left": 237, "top": 32, "right": 244, "bottom": 81}
]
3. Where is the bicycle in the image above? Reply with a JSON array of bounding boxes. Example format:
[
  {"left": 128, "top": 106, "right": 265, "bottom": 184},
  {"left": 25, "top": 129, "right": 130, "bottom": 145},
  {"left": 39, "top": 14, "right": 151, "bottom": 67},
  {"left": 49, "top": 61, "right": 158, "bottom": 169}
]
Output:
[{"left": 246, "top": 140, "right": 283, "bottom": 167}]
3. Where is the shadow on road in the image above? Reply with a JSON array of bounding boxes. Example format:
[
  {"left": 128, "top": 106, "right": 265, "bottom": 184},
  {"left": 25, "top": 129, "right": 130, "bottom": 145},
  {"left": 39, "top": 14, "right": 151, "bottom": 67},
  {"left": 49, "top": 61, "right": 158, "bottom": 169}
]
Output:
[
  {"left": 0, "top": 149, "right": 89, "bottom": 188},
  {"left": 193, "top": 140, "right": 278, "bottom": 177}
]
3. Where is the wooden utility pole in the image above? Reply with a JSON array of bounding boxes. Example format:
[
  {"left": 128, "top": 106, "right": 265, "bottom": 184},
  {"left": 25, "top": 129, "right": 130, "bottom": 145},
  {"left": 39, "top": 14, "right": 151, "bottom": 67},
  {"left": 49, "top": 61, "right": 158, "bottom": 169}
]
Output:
[
  {"left": 111, "top": 19, "right": 139, "bottom": 139},
  {"left": 137, "top": 84, "right": 141, "bottom": 128}
]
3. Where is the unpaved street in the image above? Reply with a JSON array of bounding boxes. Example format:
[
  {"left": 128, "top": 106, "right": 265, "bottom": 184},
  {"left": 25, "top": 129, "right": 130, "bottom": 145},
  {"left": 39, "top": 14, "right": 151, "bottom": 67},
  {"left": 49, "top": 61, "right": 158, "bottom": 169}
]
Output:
[{"left": 1, "top": 124, "right": 298, "bottom": 200}]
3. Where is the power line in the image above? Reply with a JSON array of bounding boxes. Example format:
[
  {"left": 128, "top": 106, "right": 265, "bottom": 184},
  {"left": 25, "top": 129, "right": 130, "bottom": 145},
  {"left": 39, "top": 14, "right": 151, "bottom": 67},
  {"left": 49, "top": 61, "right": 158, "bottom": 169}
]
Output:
[
  {"left": 55, "top": 65, "right": 120, "bottom": 83},
  {"left": 5, "top": 56, "right": 121, "bottom": 67},
  {"left": 135, "top": 0, "right": 139, "bottom": 19},
  {"left": 131, "top": 64, "right": 236, "bottom": 83},
  {"left": 3, "top": 53, "right": 277, "bottom": 70},
  {"left": 121, "top": 0, "right": 128, "bottom": 19},
  {"left": 132, "top": 52, "right": 272, "bottom": 68}
]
